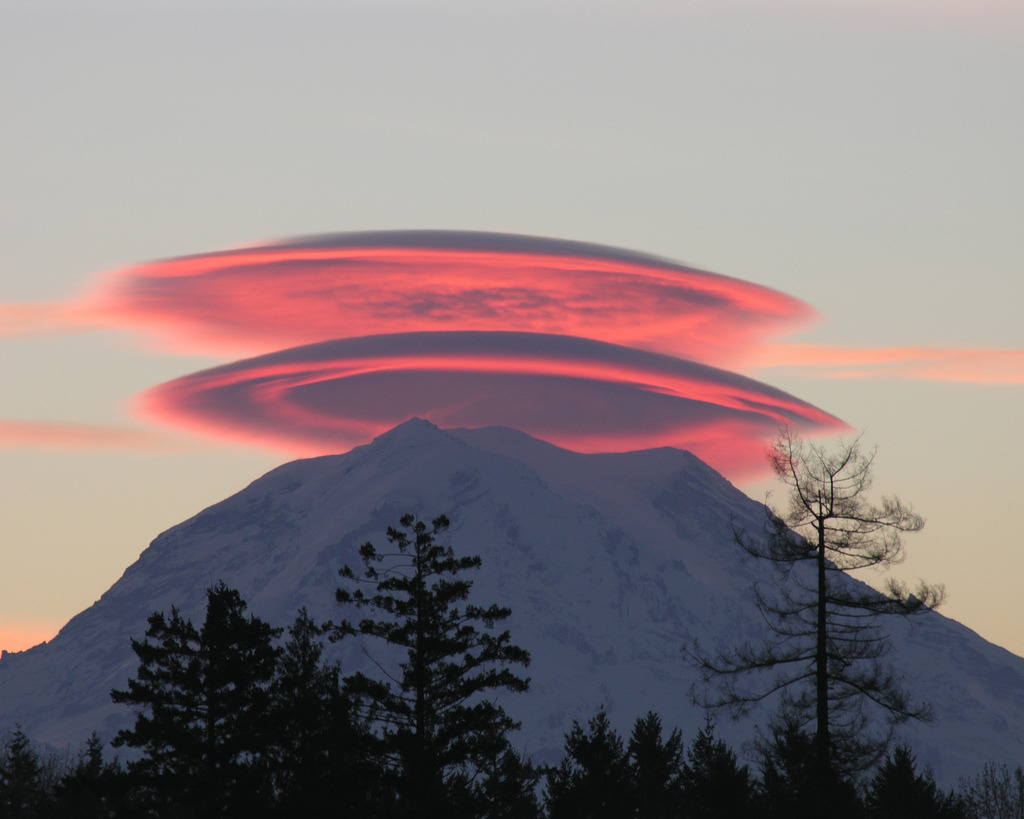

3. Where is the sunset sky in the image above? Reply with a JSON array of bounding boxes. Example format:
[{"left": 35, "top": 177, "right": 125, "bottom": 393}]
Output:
[{"left": 1, "top": 1, "right": 1022, "bottom": 656}]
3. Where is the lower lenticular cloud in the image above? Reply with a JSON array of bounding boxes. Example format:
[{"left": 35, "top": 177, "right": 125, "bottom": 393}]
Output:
[
  {"left": 85, "top": 231, "right": 813, "bottom": 364},
  {"left": 136, "top": 331, "right": 847, "bottom": 476}
]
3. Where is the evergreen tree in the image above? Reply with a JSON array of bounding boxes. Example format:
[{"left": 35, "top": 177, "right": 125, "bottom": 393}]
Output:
[
  {"left": 50, "top": 732, "right": 140, "bottom": 819},
  {"left": 335, "top": 513, "right": 531, "bottom": 817},
  {"left": 472, "top": 747, "right": 542, "bottom": 819},
  {"left": 447, "top": 747, "right": 542, "bottom": 819},
  {"left": 864, "top": 744, "right": 965, "bottom": 819},
  {"left": 269, "top": 608, "right": 381, "bottom": 815},
  {"left": 111, "top": 582, "right": 281, "bottom": 817},
  {"left": 543, "top": 707, "right": 634, "bottom": 818},
  {"left": 756, "top": 715, "right": 862, "bottom": 819},
  {"left": 679, "top": 717, "right": 756, "bottom": 818},
  {"left": 51, "top": 732, "right": 109, "bottom": 818},
  {"left": 627, "top": 711, "right": 684, "bottom": 819},
  {"left": 691, "top": 429, "right": 944, "bottom": 809},
  {"left": 0, "top": 726, "right": 50, "bottom": 818}
]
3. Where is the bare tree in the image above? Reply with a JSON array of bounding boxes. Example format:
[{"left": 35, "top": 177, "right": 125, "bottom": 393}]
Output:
[{"left": 690, "top": 428, "right": 944, "bottom": 801}]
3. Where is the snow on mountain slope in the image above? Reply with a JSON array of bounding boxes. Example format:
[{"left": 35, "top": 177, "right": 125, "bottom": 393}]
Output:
[{"left": 1, "top": 418, "right": 1022, "bottom": 783}]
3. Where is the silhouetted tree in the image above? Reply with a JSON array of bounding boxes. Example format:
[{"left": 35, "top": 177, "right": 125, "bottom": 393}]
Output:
[
  {"left": 0, "top": 726, "right": 51, "bottom": 818},
  {"left": 111, "top": 582, "right": 281, "bottom": 817},
  {"left": 756, "top": 715, "right": 861, "bottom": 819},
  {"left": 627, "top": 711, "right": 684, "bottom": 818},
  {"left": 865, "top": 743, "right": 965, "bottom": 819},
  {"left": 544, "top": 707, "right": 633, "bottom": 818},
  {"left": 335, "top": 513, "right": 531, "bottom": 817},
  {"left": 679, "top": 717, "right": 757, "bottom": 818},
  {"left": 49, "top": 732, "right": 139, "bottom": 819},
  {"left": 958, "top": 761, "right": 1024, "bottom": 819},
  {"left": 691, "top": 429, "right": 943, "bottom": 809},
  {"left": 269, "top": 608, "right": 381, "bottom": 815},
  {"left": 449, "top": 747, "right": 542, "bottom": 819}
]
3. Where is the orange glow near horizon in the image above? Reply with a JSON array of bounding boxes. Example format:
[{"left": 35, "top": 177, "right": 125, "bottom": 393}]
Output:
[{"left": 0, "top": 621, "right": 61, "bottom": 655}]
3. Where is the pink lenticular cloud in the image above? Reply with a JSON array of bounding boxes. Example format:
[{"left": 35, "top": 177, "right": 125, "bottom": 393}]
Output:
[
  {"left": 2, "top": 232, "right": 844, "bottom": 463},
  {"left": 84, "top": 231, "right": 814, "bottom": 364},
  {"left": 136, "top": 331, "right": 848, "bottom": 477}
]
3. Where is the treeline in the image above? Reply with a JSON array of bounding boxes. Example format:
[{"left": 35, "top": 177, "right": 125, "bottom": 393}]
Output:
[
  {"left": 5, "top": 701, "right": 1024, "bottom": 817},
  {"left": 0, "top": 512, "right": 1019, "bottom": 817}
]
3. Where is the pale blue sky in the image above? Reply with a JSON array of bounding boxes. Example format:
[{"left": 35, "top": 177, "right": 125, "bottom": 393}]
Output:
[{"left": 1, "top": 1, "right": 1022, "bottom": 653}]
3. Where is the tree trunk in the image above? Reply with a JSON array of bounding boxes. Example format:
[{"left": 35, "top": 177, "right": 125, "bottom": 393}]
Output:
[{"left": 815, "top": 509, "right": 830, "bottom": 816}]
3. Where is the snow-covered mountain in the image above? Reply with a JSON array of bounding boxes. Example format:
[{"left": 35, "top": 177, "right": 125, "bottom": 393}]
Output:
[{"left": 2, "top": 419, "right": 1022, "bottom": 784}]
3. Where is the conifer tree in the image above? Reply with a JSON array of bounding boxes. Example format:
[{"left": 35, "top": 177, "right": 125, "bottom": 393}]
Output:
[
  {"left": 864, "top": 744, "right": 964, "bottom": 819},
  {"left": 335, "top": 513, "right": 531, "bottom": 817},
  {"left": 0, "top": 726, "right": 50, "bottom": 818},
  {"left": 627, "top": 711, "right": 684, "bottom": 819},
  {"left": 692, "top": 429, "right": 944, "bottom": 810},
  {"left": 679, "top": 717, "right": 756, "bottom": 818},
  {"left": 471, "top": 747, "right": 542, "bottom": 819},
  {"left": 756, "top": 716, "right": 861, "bottom": 819},
  {"left": 111, "top": 582, "right": 281, "bottom": 816},
  {"left": 52, "top": 732, "right": 131, "bottom": 818},
  {"left": 269, "top": 608, "right": 381, "bottom": 815},
  {"left": 544, "top": 707, "right": 634, "bottom": 818}
]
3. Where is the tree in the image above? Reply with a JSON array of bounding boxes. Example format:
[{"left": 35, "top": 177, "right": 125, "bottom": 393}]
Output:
[
  {"left": 864, "top": 744, "right": 965, "bottom": 819},
  {"left": 958, "top": 762, "right": 1024, "bottom": 819},
  {"left": 756, "top": 716, "right": 862, "bottom": 819},
  {"left": 268, "top": 608, "right": 381, "bottom": 815},
  {"left": 679, "top": 717, "right": 757, "bottom": 818},
  {"left": 690, "top": 429, "right": 944, "bottom": 806},
  {"left": 445, "top": 746, "right": 542, "bottom": 819},
  {"left": 543, "top": 707, "right": 634, "bottom": 818},
  {"left": 0, "top": 726, "right": 51, "bottom": 818},
  {"left": 627, "top": 711, "right": 685, "bottom": 818},
  {"left": 111, "top": 582, "right": 281, "bottom": 816},
  {"left": 51, "top": 732, "right": 138, "bottom": 819},
  {"left": 335, "top": 513, "right": 531, "bottom": 816}
]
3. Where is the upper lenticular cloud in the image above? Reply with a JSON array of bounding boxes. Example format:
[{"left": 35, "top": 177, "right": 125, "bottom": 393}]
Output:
[
  {"left": 135, "top": 331, "right": 847, "bottom": 476},
  {"left": 86, "top": 231, "right": 814, "bottom": 363}
]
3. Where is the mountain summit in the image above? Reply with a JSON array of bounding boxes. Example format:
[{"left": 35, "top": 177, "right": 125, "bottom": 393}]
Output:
[{"left": 2, "top": 419, "right": 1022, "bottom": 783}]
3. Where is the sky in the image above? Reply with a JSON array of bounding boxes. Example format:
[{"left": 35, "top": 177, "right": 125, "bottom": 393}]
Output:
[{"left": 1, "top": 1, "right": 1022, "bottom": 656}]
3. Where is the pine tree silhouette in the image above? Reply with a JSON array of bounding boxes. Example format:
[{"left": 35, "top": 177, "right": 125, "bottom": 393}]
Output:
[
  {"left": 335, "top": 513, "right": 531, "bottom": 817},
  {"left": 112, "top": 582, "right": 280, "bottom": 816}
]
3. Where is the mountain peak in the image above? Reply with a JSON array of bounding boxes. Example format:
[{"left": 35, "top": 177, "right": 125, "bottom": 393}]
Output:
[{"left": 372, "top": 416, "right": 443, "bottom": 442}]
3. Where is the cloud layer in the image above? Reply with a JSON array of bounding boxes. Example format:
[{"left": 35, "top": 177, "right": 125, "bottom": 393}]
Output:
[
  {"left": 84, "top": 231, "right": 813, "bottom": 363},
  {"left": 136, "top": 331, "right": 846, "bottom": 476},
  {"left": 29, "top": 230, "right": 1020, "bottom": 471}
]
